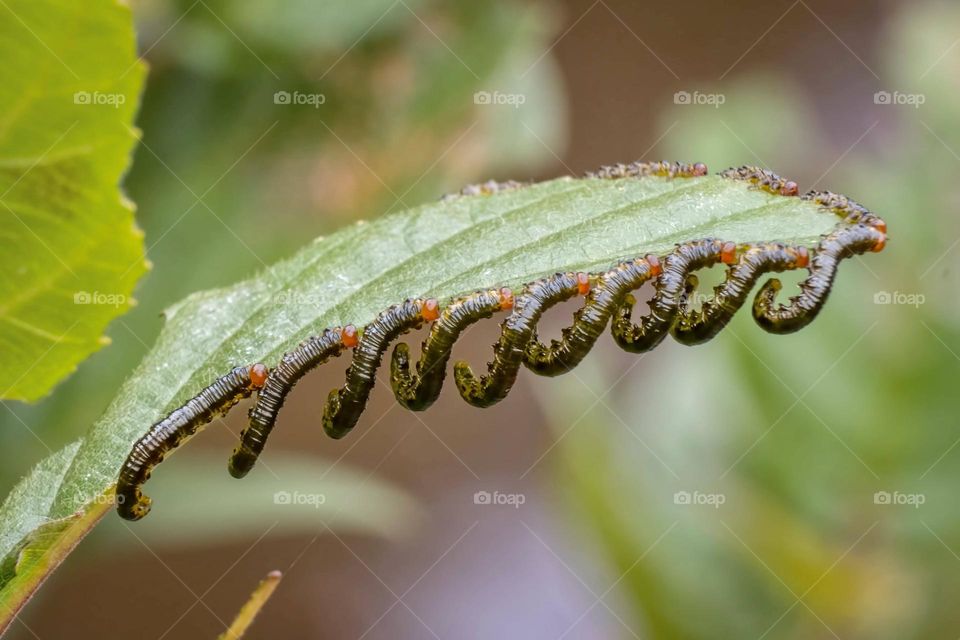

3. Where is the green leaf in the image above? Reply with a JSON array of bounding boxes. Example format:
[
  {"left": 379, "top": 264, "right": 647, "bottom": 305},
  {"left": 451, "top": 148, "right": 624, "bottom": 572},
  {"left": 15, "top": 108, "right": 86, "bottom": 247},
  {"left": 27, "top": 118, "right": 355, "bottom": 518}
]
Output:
[
  {"left": 0, "top": 0, "right": 147, "bottom": 401},
  {"left": 0, "top": 170, "right": 858, "bottom": 630}
]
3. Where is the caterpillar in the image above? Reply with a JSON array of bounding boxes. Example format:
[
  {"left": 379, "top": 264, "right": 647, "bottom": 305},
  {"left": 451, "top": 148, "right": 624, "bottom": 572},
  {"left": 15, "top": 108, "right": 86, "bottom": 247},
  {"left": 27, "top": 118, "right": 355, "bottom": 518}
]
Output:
[
  {"left": 116, "top": 163, "right": 887, "bottom": 521},
  {"left": 441, "top": 179, "right": 529, "bottom": 201},
  {"left": 230, "top": 327, "right": 355, "bottom": 479},
  {"left": 116, "top": 364, "right": 268, "bottom": 521}
]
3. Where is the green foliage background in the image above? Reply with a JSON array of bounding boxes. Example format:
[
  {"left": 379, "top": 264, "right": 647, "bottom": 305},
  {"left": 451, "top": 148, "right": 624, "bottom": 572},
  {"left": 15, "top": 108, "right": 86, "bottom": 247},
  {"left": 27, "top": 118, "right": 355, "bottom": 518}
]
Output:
[
  {"left": 544, "top": 2, "right": 960, "bottom": 638},
  {"left": 0, "top": 0, "right": 566, "bottom": 491},
  {"left": 0, "top": 0, "right": 146, "bottom": 402},
  {"left": 1, "top": 0, "right": 957, "bottom": 638}
]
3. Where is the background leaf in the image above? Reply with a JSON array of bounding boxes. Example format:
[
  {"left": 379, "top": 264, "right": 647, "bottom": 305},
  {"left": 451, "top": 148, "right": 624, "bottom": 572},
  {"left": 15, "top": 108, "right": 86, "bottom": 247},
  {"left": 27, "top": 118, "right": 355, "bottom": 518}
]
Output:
[
  {"left": 0, "top": 0, "right": 147, "bottom": 401},
  {"left": 96, "top": 451, "right": 422, "bottom": 549},
  {"left": 0, "top": 170, "right": 858, "bottom": 630}
]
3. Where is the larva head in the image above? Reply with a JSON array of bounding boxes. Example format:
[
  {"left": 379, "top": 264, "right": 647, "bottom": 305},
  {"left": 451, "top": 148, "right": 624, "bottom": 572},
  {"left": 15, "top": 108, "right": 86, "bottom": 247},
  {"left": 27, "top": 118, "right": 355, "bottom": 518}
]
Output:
[
  {"left": 874, "top": 219, "right": 887, "bottom": 234},
  {"left": 720, "top": 242, "right": 738, "bottom": 265},
  {"left": 692, "top": 162, "right": 708, "bottom": 177},
  {"left": 872, "top": 233, "right": 887, "bottom": 253},
  {"left": 575, "top": 272, "right": 591, "bottom": 296},
  {"left": 498, "top": 287, "right": 515, "bottom": 310},
  {"left": 645, "top": 254, "right": 662, "bottom": 276},
  {"left": 341, "top": 324, "right": 359, "bottom": 348},
  {"left": 249, "top": 363, "right": 268, "bottom": 389},
  {"left": 421, "top": 298, "right": 440, "bottom": 322},
  {"left": 794, "top": 246, "right": 810, "bottom": 269},
  {"left": 780, "top": 181, "right": 799, "bottom": 196}
]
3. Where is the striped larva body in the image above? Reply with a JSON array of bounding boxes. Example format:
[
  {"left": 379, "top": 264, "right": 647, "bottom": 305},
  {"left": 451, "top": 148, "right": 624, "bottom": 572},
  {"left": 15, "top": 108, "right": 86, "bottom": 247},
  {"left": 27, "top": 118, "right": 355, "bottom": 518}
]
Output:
[
  {"left": 752, "top": 223, "right": 884, "bottom": 334},
  {"left": 322, "top": 299, "right": 437, "bottom": 440},
  {"left": 116, "top": 163, "right": 887, "bottom": 521},
  {"left": 523, "top": 257, "right": 661, "bottom": 376},
  {"left": 117, "top": 364, "right": 267, "bottom": 520},
  {"left": 611, "top": 239, "right": 726, "bottom": 353},
  {"left": 454, "top": 272, "right": 584, "bottom": 408},
  {"left": 670, "top": 241, "right": 808, "bottom": 345},
  {"left": 391, "top": 289, "right": 513, "bottom": 411},
  {"left": 229, "top": 329, "right": 351, "bottom": 479}
]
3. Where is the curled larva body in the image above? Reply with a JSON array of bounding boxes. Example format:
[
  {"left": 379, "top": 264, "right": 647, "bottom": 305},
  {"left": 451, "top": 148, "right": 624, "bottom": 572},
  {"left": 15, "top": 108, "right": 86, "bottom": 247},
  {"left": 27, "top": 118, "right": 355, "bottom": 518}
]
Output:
[
  {"left": 323, "top": 299, "right": 436, "bottom": 439},
  {"left": 115, "top": 162, "right": 888, "bottom": 521},
  {"left": 523, "top": 257, "right": 661, "bottom": 376},
  {"left": 454, "top": 273, "right": 582, "bottom": 408},
  {"left": 671, "top": 242, "right": 807, "bottom": 345},
  {"left": 612, "top": 239, "right": 725, "bottom": 353},
  {"left": 753, "top": 223, "right": 885, "bottom": 334},
  {"left": 391, "top": 289, "right": 510, "bottom": 411},
  {"left": 454, "top": 273, "right": 581, "bottom": 407},
  {"left": 116, "top": 364, "right": 267, "bottom": 521},
  {"left": 229, "top": 329, "right": 349, "bottom": 478}
]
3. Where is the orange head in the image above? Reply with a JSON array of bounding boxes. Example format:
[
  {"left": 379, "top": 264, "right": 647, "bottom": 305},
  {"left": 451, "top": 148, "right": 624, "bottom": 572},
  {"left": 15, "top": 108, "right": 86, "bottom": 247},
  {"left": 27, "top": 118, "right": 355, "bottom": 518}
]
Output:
[
  {"left": 421, "top": 298, "right": 440, "bottom": 322},
  {"left": 872, "top": 233, "right": 887, "bottom": 253},
  {"left": 720, "top": 242, "right": 738, "bottom": 265},
  {"left": 794, "top": 246, "right": 810, "bottom": 268},
  {"left": 575, "top": 272, "right": 591, "bottom": 296},
  {"left": 249, "top": 363, "right": 268, "bottom": 389},
  {"left": 498, "top": 287, "right": 515, "bottom": 311},
  {"left": 645, "top": 254, "right": 662, "bottom": 277},
  {"left": 341, "top": 324, "right": 359, "bottom": 348},
  {"left": 780, "top": 181, "right": 799, "bottom": 196}
]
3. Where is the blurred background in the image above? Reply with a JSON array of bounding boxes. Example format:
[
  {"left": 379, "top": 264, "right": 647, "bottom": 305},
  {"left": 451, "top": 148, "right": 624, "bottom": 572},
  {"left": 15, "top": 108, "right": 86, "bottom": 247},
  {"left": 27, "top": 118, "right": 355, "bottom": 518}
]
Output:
[{"left": 3, "top": 0, "right": 958, "bottom": 637}]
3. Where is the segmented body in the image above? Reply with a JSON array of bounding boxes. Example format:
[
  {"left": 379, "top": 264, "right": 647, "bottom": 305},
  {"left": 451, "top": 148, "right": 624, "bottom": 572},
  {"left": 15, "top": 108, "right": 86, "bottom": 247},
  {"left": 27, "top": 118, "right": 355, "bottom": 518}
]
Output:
[
  {"left": 116, "top": 364, "right": 266, "bottom": 520},
  {"left": 392, "top": 289, "right": 511, "bottom": 410},
  {"left": 229, "top": 330, "right": 350, "bottom": 479},
  {"left": 671, "top": 241, "right": 808, "bottom": 345},
  {"left": 116, "top": 163, "right": 887, "bottom": 521}
]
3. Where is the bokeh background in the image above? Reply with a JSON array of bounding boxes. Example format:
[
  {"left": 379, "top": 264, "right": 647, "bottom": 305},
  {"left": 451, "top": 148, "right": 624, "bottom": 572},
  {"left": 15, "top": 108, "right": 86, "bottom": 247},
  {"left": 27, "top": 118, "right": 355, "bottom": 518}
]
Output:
[{"left": 3, "top": 0, "right": 958, "bottom": 637}]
